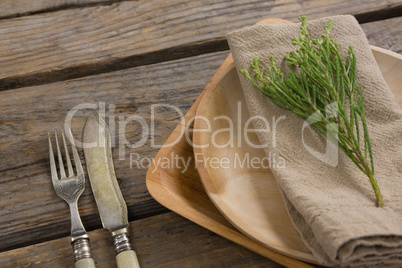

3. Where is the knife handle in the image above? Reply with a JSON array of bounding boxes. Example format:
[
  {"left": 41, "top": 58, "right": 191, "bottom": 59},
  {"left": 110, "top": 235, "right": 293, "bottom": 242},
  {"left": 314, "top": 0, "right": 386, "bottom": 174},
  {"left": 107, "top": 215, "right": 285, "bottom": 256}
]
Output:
[
  {"left": 73, "top": 238, "right": 96, "bottom": 268},
  {"left": 116, "top": 250, "right": 140, "bottom": 268},
  {"left": 113, "top": 232, "right": 140, "bottom": 268}
]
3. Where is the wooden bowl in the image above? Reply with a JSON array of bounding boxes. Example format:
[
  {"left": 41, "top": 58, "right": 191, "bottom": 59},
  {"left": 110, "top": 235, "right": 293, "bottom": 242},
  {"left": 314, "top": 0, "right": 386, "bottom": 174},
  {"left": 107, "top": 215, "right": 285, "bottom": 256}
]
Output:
[{"left": 193, "top": 45, "right": 402, "bottom": 263}]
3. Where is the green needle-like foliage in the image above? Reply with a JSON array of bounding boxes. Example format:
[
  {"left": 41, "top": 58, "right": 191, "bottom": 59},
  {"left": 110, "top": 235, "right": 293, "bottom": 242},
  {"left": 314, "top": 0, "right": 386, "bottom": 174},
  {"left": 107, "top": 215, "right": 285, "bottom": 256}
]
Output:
[{"left": 240, "top": 16, "right": 384, "bottom": 207}]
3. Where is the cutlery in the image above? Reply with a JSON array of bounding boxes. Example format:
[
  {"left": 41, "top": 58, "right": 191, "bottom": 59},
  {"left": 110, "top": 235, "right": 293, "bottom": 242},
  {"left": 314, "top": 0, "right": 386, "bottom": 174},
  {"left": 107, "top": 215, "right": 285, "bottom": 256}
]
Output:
[
  {"left": 83, "top": 113, "right": 140, "bottom": 268},
  {"left": 48, "top": 130, "right": 96, "bottom": 268}
]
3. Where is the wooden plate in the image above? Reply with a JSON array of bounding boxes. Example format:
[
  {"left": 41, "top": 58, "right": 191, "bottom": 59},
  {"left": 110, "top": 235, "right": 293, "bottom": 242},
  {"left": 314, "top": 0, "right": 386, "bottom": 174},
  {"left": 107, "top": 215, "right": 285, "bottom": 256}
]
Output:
[
  {"left": 146, "top": 18, "right": 401, "bottom": 267},
  {"left": 193, "top": 43, "right": 402, "bottom": 263},
  {"left": 146, "top": 43, "right": 316, "bottom": 268}
]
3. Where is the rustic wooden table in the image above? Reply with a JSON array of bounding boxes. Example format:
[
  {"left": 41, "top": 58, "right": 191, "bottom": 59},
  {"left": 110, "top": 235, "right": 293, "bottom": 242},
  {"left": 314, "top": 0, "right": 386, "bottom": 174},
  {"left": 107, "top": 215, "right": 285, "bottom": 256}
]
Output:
[{"left": 0, "top": 1, "right": 401, "bottom": 267}]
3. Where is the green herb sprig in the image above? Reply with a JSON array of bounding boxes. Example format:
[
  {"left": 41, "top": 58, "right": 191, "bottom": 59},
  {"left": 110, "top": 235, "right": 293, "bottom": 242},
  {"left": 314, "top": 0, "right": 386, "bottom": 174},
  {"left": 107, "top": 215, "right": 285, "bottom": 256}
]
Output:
[{"left": 240, "top": 16, "right": 383, "bottom": 207}]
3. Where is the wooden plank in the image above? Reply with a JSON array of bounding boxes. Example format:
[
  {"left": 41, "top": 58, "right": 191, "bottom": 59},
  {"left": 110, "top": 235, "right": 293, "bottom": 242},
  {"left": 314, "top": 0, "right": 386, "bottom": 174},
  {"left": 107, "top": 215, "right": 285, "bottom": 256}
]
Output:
[
  {"left": 0, "top": 50, "right": 229, "bottom": 252},
  {"left": 0, "top": 212, "right": 283, "bottom": 267},
  {"left": 0, "top": 0, "right": 120, "bottom": 20},
  {"left": 0, "top": 0, "right": 401, "bottom": 90},
  {"left": 0, "top": 16, "right": 401, "bottom": 252},
  {"left": 361, "top": 16, "right": 402, "bottom": 54}
]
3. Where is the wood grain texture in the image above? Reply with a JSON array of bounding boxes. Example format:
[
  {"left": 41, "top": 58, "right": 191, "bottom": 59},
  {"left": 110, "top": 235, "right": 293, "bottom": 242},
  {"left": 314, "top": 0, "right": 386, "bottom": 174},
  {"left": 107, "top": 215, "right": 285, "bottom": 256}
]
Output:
[
  {"left": 0, "top": 50, "right": 228, "bottom": 252},
  {"left": 0, "top": 16, "right": 401, "bottom": 253},
  {"left": 361, "top": 16, "right": 402, "bottom": 54},
  {"left": 0, "top": 8, "right": 401, "bottom": 261},
  {"left": 0, "top": 212, "right": 283, "bottom": 268},
  {"left": 0, "top": 0, "right": 123, "bottom": 20},
  {"left": 0, "top": 0, "right": 401, "bottom": 90}
]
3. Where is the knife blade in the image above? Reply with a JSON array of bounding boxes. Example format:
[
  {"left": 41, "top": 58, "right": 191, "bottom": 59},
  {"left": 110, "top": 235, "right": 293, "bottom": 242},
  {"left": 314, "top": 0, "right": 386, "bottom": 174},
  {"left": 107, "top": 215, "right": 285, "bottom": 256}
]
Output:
[{"left": 83, "top": 112, "right": 140, "bottom": 268}]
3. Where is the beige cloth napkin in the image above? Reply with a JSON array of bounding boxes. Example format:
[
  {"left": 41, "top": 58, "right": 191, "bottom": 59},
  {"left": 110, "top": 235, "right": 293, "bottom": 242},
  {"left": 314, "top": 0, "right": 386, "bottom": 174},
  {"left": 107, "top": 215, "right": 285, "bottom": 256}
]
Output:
[{"left": 227, "top": 15, "right": 402, "bottom": 267}]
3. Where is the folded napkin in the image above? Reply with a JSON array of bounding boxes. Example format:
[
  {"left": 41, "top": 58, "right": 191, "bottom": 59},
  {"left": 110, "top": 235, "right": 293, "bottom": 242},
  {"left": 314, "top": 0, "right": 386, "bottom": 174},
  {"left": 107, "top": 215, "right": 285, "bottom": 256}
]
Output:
[{"left": 227, "top": 15, "right": 402, "bottom": 267}]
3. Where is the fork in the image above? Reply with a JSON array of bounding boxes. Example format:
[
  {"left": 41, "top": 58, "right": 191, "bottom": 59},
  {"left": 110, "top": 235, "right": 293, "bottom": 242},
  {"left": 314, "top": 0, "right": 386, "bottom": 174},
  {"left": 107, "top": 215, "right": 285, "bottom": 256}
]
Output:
[{"left": 48, "top": 130, "right": 96, "bottom": 268}]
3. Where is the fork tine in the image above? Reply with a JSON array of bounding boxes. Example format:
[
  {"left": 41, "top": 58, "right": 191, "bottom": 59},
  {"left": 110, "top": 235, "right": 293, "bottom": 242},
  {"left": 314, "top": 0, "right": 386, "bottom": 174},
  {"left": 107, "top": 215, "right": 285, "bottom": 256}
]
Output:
[
  {"left": 48, "top": 133, "right": 59, "bottom": 182},
  {"left": 69, "top": 128, "right": 84, "bottom": 176},
  {"left": 62, "top": 130, "right": 74, "bottom": 177},
  {"left": 55, "top": 131, "right": 66, "bottom": 179}
]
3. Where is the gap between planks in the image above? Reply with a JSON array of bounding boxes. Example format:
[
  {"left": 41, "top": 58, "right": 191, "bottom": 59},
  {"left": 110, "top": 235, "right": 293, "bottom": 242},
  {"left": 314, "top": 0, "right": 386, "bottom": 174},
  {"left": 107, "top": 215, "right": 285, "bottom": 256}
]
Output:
[
  {"left": 0, "top": 0, "right": 400, "bottom": 91},
  {"left": 0, "top": 0, "right": 139, "bottom": 21},
  {"left": 0, "top": 50, "right": 230, "bottom": 253},
  {"left": 0, "top": 212, "right": 284, "bottom": 268},
  {"left": 0, "top": 14, "right": 401, "bottom": 252}
]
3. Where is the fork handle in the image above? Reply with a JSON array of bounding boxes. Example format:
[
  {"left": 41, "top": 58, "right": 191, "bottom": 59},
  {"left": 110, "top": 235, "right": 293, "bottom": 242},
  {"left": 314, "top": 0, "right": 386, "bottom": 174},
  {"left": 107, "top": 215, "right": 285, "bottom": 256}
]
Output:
[
  {"left": 75, "top": 257, "right": 96, "bottom": 268},
  {"left": 73, "top": 238, "right": 96, "bottom": 268}
]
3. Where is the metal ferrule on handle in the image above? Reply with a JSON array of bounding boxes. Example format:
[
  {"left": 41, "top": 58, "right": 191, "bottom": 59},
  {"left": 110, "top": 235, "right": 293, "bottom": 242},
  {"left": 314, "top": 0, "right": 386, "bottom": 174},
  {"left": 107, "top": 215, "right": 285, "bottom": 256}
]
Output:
[
  {"left": 83, "top": 114, "right": 139, "bottom": 267},
  {"left": 113, "top": 232, "right": 133, "bottom": 254},
  {"left": 113, "top": 230, "right": 140, "bottom": 268},
  {"left": 72, "top": 238, "right": 93, "bottom": 261}
]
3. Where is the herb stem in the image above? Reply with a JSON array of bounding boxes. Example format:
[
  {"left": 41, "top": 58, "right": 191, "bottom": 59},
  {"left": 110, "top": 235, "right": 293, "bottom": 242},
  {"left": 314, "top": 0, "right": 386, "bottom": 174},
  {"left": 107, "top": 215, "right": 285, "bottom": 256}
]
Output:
[{"left": 240, "top": 16, "right": 384, "bottom": 207}]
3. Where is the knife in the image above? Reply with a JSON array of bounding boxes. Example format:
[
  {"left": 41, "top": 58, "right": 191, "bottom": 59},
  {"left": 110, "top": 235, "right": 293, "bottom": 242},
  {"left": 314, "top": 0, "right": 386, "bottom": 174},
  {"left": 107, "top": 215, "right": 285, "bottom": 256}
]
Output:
[{"left": 83, "top": 112, "right": 140, "bottom": 268}]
